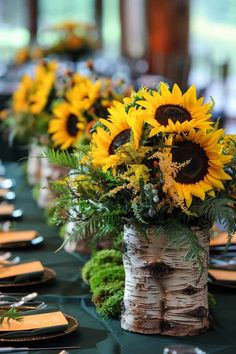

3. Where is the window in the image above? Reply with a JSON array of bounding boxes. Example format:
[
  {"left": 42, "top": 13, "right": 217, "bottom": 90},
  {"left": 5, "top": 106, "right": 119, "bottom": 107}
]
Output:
[{"left": 0, "top": 0, "right": 30, "bottom": 62}]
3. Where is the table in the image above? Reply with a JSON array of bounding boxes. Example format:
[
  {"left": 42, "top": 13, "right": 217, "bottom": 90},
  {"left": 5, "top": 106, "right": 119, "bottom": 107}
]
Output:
[{"left": 1, "top": 163, "right": 236, "bottom": 354}]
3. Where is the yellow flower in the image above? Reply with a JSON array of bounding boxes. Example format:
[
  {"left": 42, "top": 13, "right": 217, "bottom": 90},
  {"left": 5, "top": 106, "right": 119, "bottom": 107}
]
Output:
[
  {"left": 138, "top": 83, "right": 213, "bottom": 136},
  {"left": 66, "top": 77, "right": 101, "bottom": 111},
  {"left": 123, "top": 88, "right": 147, "bottom": 106},
  {"left": 223, "top": 134, "right": 236, "bottom": 155},
  {"left": 12, "top": 61, "right": 57, "bottom": 115},
  {"left": 12, "top": 75, "right": 33, "bottom": 114},
  {"left": 15, "top": 47, "right": 30, "bottom": 65},
  {"left": 91, "top": 102, "right": 145, "bottom": 172},
  {"left": 163, "top": 129, "right": 232, "bottom": 207},
  {"left": 48, "top": 102, "right": 86, "bottom": 149}
]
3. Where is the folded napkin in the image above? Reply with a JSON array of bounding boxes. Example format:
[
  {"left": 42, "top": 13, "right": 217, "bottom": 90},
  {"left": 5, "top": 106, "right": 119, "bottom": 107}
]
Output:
[
  {"left": 0, "top": 306, "right": 69, "bottom": 338},
  {"left": 0, "top": 230, "right": 38, "bottom": 247},
  {"left": 210, "top": 232, "right": 236, "bottom": 247},
  {"left": 209, "top": 269, "right": 236, "bottom": 283},
  {"left": 0, "top": 261, "right": 44, "bottom": 284}
]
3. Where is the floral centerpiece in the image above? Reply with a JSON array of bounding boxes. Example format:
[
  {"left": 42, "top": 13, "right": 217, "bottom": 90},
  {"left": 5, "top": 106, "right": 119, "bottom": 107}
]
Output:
[
  {"left": 48, "top": 82, "right": 236, "bottom": 336},
  {"left": 43, "top": 21, "right": 99, "bottom": 60},
  {"left": 14, "top": 21, "right": 99, "bottom": 65},
  {"left": 0, "top": 60, "right": 58, "bottom": 186}
]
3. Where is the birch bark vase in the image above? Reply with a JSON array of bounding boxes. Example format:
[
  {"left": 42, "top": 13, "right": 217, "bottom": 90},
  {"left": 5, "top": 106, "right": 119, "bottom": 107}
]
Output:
[
  {"left": 38, "top": 158, "right": 68, "bottom": 208},
  {"left": 27, "top": 143, "right": 42, "bottom": 185},
  {"left": 121, "top": 225, "right": 210, "bottom": 336}
]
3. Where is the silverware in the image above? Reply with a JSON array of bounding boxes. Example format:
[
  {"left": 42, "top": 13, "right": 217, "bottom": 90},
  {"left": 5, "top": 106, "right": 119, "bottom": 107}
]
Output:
[
  {"left": 0, "top": 346, "right": 80, "bottom": 352},
  {"left": 10, "top": 292, "right": 38, "bottom": 307},
  {"left": 0, "top": 252, "right": 12, "bottom": 260}
]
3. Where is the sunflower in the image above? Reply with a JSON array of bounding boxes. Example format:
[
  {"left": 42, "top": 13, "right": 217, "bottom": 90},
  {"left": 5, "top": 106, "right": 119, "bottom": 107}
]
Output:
[
  {"left": 12, "top": 75, "right": 33, "bottom": 114},
  {"left": 48, "top": 102, "right": 86, "bottom": 149},
  {"left": 162, "top": 129, "right": 232, "bottom": 207},
  {"left": 66, "top": 77, "right": 101, "bottom": 111},
  {"left": 30, "top": 72, "right": 56, "bottom": 115},
  {"left": 91, "top": 102, "right": 145, "bottom": 172},
  {"left": 138, "top": 83, "right": 213, "bottom": 136}
]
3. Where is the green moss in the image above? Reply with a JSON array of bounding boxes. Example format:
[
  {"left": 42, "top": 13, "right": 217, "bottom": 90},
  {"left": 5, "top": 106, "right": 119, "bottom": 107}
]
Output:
[
  {"left": 32, "top": 183, "right": 40, "bottom": 201},
  {"left": 81, "top": 249, "right": 125, "bottom": 318},
  {"left": 208, "top": 292, "right": 216, "bottom": 309},
  {"left": 97, "top": 290, "right": 124, "bottom": 318},
  {"left": 81, "top": 249, "right": 123, "bottom": 284},
  {"left": 92, "top": 280, "right": 124, "bottom": 307},
  {"left": 90, "top": 265, "right": 125, "bottom": 293}
]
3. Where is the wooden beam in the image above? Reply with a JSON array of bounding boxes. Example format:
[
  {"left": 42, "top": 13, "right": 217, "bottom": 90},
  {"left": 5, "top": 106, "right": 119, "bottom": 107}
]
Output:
[
  {"left": 146, "top": 0, "right": 190, "bottom": 89},
  {"left": 28, "top": 0, "right": 38, "bottom": 40}
]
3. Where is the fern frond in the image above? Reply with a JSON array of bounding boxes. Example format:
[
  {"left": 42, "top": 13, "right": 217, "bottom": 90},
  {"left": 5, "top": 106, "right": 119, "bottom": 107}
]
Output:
[
  {"left": 44, "top": 149, "right": 79, "bottom": 169},
  {"left": 153, "top": 219, "right": 206, "bottom": 269}
]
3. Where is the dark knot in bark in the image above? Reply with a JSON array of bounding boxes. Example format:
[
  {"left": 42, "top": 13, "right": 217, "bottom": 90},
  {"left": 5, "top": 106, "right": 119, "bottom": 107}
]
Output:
[
  {"left": 182, "top": 286, "right": 199, "bottom": 295},
  {"left": 121, "top": 301, "right": 126, "bottom": 315},
  {"left": 188, "top": 306, "right": 208, "bottom": 319},
  {"left": 142, "top": 262, "right": 174, "bottom": 278},
  {"left": 160, "top": 320, "right": 175, "bottom": 332},
  {"left": 122, "top": 241, "right": 128, "bottom": 254}
]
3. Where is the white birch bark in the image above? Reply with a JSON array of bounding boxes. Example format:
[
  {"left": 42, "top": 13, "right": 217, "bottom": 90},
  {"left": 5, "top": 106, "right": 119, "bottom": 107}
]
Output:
[
  {"left": 27, "top": 143, "right": 42, "bottom": 185},
  {"left": 121, "top": 225, "right": 209, "bottom": 336},
  {"left": 37, "top": 158, "right": 67, "bottom": 208}
]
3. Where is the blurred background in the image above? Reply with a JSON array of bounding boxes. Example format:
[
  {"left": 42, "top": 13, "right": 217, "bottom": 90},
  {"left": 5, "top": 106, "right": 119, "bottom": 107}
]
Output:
[{"left": 0, "top": 0, "right": 236, "bottom": 159}]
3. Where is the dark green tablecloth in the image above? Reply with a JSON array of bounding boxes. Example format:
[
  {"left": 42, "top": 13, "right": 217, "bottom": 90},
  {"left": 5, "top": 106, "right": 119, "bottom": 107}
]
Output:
[{"left": 0, "top": 163, "right": 235, "bottom": 354}]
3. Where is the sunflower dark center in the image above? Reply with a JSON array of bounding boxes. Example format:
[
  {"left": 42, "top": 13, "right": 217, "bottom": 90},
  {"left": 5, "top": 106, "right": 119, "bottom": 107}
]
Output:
[
  {"left": 66, "top": 114, "right": 78, "bottom": 137},
  {"left": 171, "top": 141, "right": 209, "bottom": 184},
  {"left": 155, "top": 104, "right": 191, "bottom": 126},
  {"left": 109, "top": 129, "right": 131, "bottom": 155}
]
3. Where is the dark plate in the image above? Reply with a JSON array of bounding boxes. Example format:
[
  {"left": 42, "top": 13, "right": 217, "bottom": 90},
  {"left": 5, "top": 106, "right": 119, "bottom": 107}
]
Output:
[
  {"left": 0, "top": 313, "right": 78, "bottom": 342},
  {"left": 0, "top": 236, "right": 44, "bottom": 249},
  {"left": 208, "top": 273, "right": 236, "bottom": 289},
  {"left": 210, "top": 244, "right": 236, "bottom": 252},
  {"left": 0, "top": 179, "right": 15, "bottom": 189},
  {"left": 0, "top": 191, "right": 15, "bottom": 202},
  {"left": 0, "top": 267, "right": 56, "bottom": 289},
  {"left": 0, "top": 209, "right": 23, "bottom": 221}
]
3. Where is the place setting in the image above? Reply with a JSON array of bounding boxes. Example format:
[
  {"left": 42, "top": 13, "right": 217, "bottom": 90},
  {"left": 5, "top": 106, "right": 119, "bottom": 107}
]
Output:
[
  {"left": 0, "top": 294, "right": 79, "bottom": 344},
  {"left": 0, "top": 230, "right": 44, "bottom": 250},
  {"left": 209, "top": 228, "right": 236, "bottom": 289},
  {"left": 0, "top": 259, "right": 56, "bottom": 289}
]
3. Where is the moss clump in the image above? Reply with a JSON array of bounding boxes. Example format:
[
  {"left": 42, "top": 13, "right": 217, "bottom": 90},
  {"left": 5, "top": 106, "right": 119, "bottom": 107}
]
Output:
[
  {"left": 81, "top": 249, "right": 123, "bottom": 284},
  {"left": 81, "top": 249, "right": 125, "bottom": 318},
  {"left": 97, "top": 290, "right": 124, "bottom": 318},
  {"left": 90, "top": 265, "right": 125, "bottom": 293},
  {"left": 92, "top": 280, "right": 124, "bottom": 307}
]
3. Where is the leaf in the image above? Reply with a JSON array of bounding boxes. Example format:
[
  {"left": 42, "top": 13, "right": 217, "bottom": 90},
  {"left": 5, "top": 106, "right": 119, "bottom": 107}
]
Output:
[
  {"left": 153, "top": 219, "right": 207, "bottom": 269},
  {"left": 44, "top": 149, "right": 79, "bottom": 169},
  {"left": 0, "top": 307, "right": 23, "bottom": 324}
]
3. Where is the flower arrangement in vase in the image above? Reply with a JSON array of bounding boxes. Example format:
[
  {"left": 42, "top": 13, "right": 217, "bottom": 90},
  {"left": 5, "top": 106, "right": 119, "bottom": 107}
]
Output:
[
  {"left": 1, "top": 59, "right": 131, "bottom": 209},
  {"left": 14, "top": 20, "right": 99, "bottom": 65},
  {"left": 47, "top": 82, "right": 236, "bottom": 336}
]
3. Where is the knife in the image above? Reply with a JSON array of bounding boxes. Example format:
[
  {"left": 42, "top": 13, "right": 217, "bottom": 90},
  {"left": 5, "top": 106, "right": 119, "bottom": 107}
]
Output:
[
  {"left": 0, "top": 346, "right": 80, "bottom": 352},
  {"left": 10, "top": 292, "right": 38, "bottom": 307}
]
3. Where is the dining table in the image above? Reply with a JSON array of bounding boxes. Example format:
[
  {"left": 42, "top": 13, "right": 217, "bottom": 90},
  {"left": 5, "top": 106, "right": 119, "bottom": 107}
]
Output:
[{"left": 0, "top": 162, "right": 235, "bottom": 354}]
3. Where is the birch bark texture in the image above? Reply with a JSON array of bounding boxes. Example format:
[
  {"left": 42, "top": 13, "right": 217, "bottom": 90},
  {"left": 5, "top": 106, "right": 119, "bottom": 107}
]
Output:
[
  {"left": 121, "top": 225, "right": 209, "bottom": 336},
  {"left": 27, "top": 143, "right": 42, "bottom": 185},
  {"left": 37, "top": 158, "right": 68, "bottom": 208}
]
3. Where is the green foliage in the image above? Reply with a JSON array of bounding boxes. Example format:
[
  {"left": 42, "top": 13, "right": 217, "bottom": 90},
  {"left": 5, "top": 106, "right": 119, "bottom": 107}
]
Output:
[
  {"left": 208, "top": 292, "right": 216, "bottom": 309},
  {"left": 96, "top": 290, "right": 124, "bottom": 318},
  {"left": 81, "top": 249, "right": 123, "bottom": 284},
  {"left": 153, "top": 219, "right": 207, "bottom": 269},
  {"left": 0, "top": 307, "right": 23, "bottom": 324},
  {"left": 90, "top": 265, "right": 125, "bottom": 293},
  {"left": 191, "top": 197, "right": 236, "bottom": 246},
  {"left": 44, "top": 149, "right": 79, "bottom": 169},
  {"left": 82, "top": 250, "right": 125, "bottom": 318},
  {"left": 32, "top": 183, "right": 40, "bottom": 202}
]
